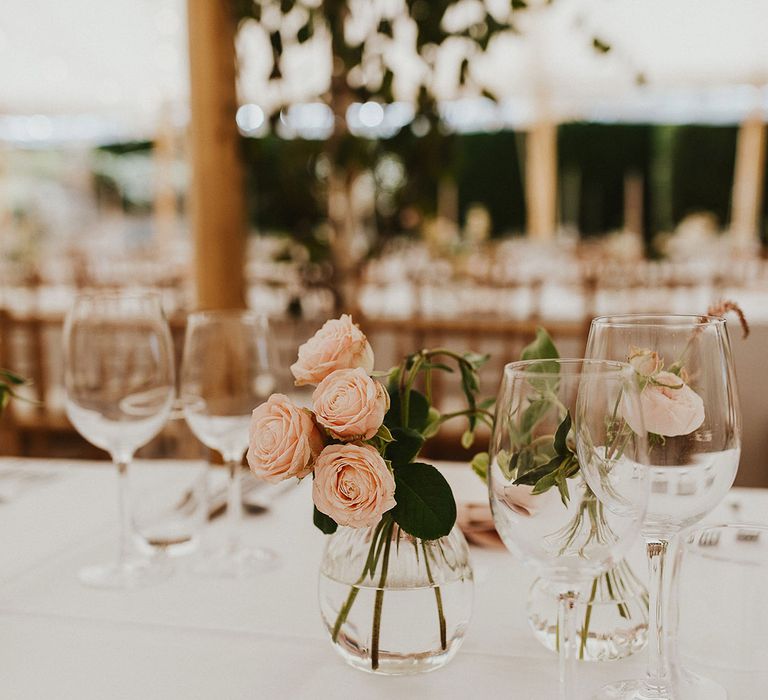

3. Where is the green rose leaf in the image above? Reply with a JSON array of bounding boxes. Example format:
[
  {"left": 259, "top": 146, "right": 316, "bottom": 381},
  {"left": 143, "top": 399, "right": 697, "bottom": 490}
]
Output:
[
  {"left": 385, "top": 388, "right": 430, "bottom": 432},
  {"left": 392, "top": 462, "right": 456, "bottom": 540},
  {"left": 520, "top": 398, "right": 550, "bottom": 438},
  {"left": 313, "top": 506, "right": 338, "bottom": 534},
  {"left": 462, "top": 351, "right": 490, "bottom": 369},
  {"left": 0, "top": 369, "right": 26, "bottom": 385},
  {"left": 384, "top": 426, "right": 426, "bottom": 466},
  {"left": 471, "top": 451, "right": 489, "bottom": 482},
  {"left": 521, "top": 327, "right": 559, "bottom": 361},
  {"left": 513, "top": 455, "right": 561, "bottom": 486},
  {"left": 376, "top": 424, "right": 395, "bottom": 443},
  {"left": 554, "top": 411, "right": 572, "bottom": 456},
  {"left": 421, "top": 406, "right": 442, "bottom": 439}
]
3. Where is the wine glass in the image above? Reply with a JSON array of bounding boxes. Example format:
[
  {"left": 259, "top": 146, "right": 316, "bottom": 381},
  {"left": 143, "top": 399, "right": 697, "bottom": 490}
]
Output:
[
  {"left": 489, "top": 359, "right": 648, "bottom": 700},
  {"left": 180, "top": 309, "right": 278, "bottom": 576},
  {"left": 584, "top": 315, "right": 741, "bottom": 700},
  {"left": 63, "top": 291, "right": 175, "bottom": 588}
]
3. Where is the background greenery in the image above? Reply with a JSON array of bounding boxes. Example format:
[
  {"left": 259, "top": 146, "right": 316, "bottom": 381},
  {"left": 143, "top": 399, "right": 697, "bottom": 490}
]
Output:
[{"left": 98, "top": 122, "right": 765, "bottom": 249}]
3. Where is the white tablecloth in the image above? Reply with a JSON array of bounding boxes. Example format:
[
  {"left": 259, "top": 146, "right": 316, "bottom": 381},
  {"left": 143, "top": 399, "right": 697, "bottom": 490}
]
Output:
[{"left": 0, "top": 458, "right": 765, "bottom": 700}]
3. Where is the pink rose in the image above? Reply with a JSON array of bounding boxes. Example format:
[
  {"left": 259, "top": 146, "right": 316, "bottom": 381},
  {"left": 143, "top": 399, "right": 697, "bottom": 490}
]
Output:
[
  {"left": 312, "top": 443, "right": 396, "bottom": 528},
  {"left": 628, "top": 346, "right": 661, "bottom": 377},
  {"left": 247, "top": 394, "right": 324, "bottom": 483},
  {"left": 290, "top": 314, "right": 374, "bottom": 386},
  {"left": 625, "top": 371, "right": 705, "bottom": 437},
  {"left": 312, "top": 368, "right": 389, "bottom": 441}
]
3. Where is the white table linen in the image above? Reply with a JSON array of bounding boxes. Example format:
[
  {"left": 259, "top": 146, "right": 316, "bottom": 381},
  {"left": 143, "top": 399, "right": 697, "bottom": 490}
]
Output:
[{"left": 0, "top": 458, "right": 765, "bottom": 700}]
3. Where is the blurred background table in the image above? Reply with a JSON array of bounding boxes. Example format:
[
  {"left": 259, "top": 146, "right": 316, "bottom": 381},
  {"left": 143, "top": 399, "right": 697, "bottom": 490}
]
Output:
[{"left": 1, "top": 458, "right": 765, "bottom": 699}]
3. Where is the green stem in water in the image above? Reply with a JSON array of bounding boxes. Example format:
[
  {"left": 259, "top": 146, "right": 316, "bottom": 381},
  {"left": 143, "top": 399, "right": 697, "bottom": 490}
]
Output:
[
  {"left": 371, "top": 520, "right": 395, "bottom": 670},
  {"left": 332, "top": 586, "right": 360, "bottom": 643},
  {"left": 331, "top": 517, "right": 388, "bottom": 643},
  {"left": 422, "top": 540, "right": 447, "bottom": 651},
  {"left": 579, "top": 576, "right": 599, "bottom": 660}
]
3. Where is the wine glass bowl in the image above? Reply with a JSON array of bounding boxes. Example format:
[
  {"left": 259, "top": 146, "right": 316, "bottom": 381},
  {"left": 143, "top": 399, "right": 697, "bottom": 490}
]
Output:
[
  {"left": 180, "top": 309, "right": 279, "bottom": 576},
  {"left": 588, "top": 315, "right": 740, "bottom": 538},
  {"left": 63, "top": 292, "right": 175, "bottom": 588}
]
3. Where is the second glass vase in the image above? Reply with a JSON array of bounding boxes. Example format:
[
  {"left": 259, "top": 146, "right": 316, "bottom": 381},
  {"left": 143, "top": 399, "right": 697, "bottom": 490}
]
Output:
[{"left": 527, "top": 558, "right": 649, "bottom": 662}]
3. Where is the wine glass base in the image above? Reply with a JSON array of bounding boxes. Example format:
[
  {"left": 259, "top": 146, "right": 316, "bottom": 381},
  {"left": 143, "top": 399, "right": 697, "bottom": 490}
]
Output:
[
  {"left": 193, "top": 546, "right": 279, "bottom": 577},
  {"left": 592, "top": 672, "right": 727, "bottom": 700},
  {"left": 78, "top": 557, "right": 171, "bottom": 589}
]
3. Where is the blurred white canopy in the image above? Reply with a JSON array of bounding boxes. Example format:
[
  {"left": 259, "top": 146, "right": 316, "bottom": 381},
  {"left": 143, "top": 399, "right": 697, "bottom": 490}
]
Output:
[{"left": 2, "top": 0, "right": 768, "bottom": 143}]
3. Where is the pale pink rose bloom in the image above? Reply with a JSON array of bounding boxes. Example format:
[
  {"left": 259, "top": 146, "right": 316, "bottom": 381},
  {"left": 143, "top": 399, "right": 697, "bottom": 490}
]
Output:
[
  {"left": 312, "top": 368, "right": 389, "bottom": 441},
  {"left": 290, "top": 315, "right": 374, "bottom": 386},
  {"left": 312, "top": 443, "right": 396, "bottom": 528},
  {"left": 625, "top": 371, "right": 705, "bottom": 437},
  {"left": 628, "top": 346, "right": 661, "bottom": 377},
  {"left": 247, "top": 394, "right": 324, "bottom": 483}
]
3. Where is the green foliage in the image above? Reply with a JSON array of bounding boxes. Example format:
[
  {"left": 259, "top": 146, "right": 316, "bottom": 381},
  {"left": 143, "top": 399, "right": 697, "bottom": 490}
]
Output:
[
  {"left": 513, "top": 411, "right": 579, "bottom": 507},
  {"left": 502, "top": 329, "right": 579, "bottom": 506},
  {"left": 470, "top": 451, "right": 489, "bottom": 482},
  {"left": 391, "top": 462, "right": 456, "bottom": 540},
  {"left": 521, "top": 327, "right": 560, "bottom": 374},
  {"left": 385, "top": 387, "right": 430, "bottom": 432},
  {"left": 0, "top": 369, "right": 28, "bottom": 414},
  {"left": 313, "top": 506, "right": 338, "bottom": 534},
  {"left": 236, "top": 0, "right": 524, "bottom": 178},
  {"left": 385, "top": 426, "right": 425, "bottom": 466}
]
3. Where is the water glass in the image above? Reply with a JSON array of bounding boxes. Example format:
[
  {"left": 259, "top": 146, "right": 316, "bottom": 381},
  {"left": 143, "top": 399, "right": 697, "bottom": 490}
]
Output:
[
  {"left": 676, "top": 523, "right": 768, "bottom": 698},
  {"left": 130, "top": 460, "right": 208, "bottom": 557}
]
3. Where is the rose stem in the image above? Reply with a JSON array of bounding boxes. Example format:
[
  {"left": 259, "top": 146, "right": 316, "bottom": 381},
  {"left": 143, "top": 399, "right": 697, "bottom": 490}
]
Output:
[
  {"left": 579, "top": 575, "right": 598, "bottom": 659},
  {"left": 332, "top": 587, "right": 360, "bottom": 643},
  {"left": 332, "top": 519, "right": 388, "bottom": 642},
  {"left": 422, "top": 540, "right": 447, "bottom": 650},
  {"left": 371, "top": 521, "right": 394, "bottom": 670}
]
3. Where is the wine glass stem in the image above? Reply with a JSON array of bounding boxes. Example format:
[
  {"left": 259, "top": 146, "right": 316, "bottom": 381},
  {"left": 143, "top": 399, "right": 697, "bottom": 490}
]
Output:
[
  {"left": 557, "top": 591, "right": 578, "bottom": 700},
  {"left": 226, "top": 459, "right": 242, "bottom": 554},
  {"left": 115, "top": 459, "right": 131, "bottom": 567},
  {"left": 646, "top": 538, "right": 670, "bottom": 690}
]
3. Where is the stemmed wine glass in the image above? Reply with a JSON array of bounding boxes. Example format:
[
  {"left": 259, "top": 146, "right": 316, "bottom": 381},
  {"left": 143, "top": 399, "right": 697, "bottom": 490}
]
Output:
[
  {"left": 584, "top": 315, "right": 741, "bottom": 700},
  {"left": 489, "top": 359, "right": 649, "bottom": 700},
  {"left": 180, "top": 309, "right": 278, "bottom": 577},
  {"left": 63, "top": 292, "right": 176, "bottom": 588}
]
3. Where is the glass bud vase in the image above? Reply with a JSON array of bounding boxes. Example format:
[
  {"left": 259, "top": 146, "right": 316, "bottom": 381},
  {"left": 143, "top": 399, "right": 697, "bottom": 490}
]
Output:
[
  {"left": 318, "top": 520, "right": 474, "bottom": 675},
  {"left": 527, "top": 558, "right": 649, "bottom": 661}
]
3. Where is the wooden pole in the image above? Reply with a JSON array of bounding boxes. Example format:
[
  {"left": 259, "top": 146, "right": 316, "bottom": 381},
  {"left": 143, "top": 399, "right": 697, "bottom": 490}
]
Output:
[
  {"left": 623, "top": 170, "right": 644, "bottom": 237},
  {"left": 730, "top": 114, "right": 766, "bottom": 251},
  {"left": 525, "top": 119, "right": 558, "bottom": 240},
  {"left": 186, "top": 0, "right": 246, "bottom": 310}
]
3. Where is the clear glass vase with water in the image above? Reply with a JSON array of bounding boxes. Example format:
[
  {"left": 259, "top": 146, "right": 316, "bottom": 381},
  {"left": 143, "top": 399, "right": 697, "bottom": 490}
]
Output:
[
  {"left": 527, "top": 558, "right": 649, "bottom": 661},
  {"left": 318, "top": 520, "right": 474, "bottom": 675}
]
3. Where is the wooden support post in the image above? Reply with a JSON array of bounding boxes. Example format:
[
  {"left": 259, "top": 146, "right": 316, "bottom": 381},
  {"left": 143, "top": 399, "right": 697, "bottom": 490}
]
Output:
[
  {"left": 186, "top": 0, "right": 246, "bottom": 310},
  {"left": 730, "top": 114, "right": 766, "bottom": 251},
  {"left": 525, "top": 120, "right": 558, "bottom": 241}
]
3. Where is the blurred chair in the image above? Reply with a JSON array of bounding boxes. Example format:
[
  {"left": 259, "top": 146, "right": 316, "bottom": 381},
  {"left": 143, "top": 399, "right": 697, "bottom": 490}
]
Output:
[{"left": 0, "top": 309, "right": 75, "bottom": 455}]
